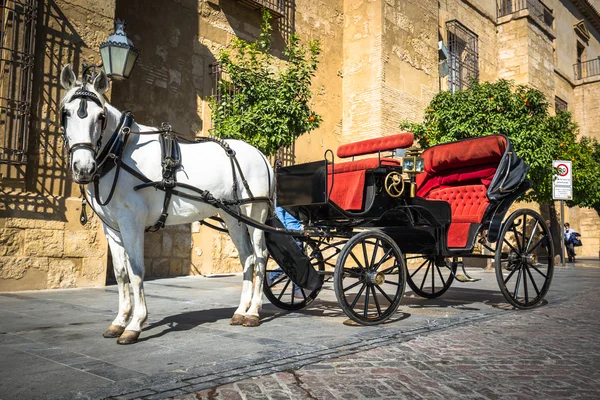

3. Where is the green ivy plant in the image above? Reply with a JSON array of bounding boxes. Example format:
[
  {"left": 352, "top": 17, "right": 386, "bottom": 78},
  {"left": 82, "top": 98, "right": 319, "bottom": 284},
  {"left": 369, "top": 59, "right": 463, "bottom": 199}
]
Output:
[
  {"left": 400, "top": 79, "right": 600, "bottom": 212},
  {"left": 209, "top": 9, "right": 322, "bottom": 157}
]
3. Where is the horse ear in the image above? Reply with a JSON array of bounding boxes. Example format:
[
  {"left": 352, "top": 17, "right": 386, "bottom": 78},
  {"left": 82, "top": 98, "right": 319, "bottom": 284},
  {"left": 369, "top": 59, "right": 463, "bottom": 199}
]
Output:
[
  {"left": 60, "top": 64, "right": 77, "bottom": 90},
  {"left": 93, "top": 70, "right": 110, "bottom": 95}
]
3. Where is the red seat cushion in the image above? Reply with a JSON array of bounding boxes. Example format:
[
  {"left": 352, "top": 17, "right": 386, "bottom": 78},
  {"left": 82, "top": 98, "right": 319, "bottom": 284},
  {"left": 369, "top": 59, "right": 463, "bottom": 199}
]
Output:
[
  {"left": 327, "top": 158, "right": 400, "bottom": 211},
  {"left": 427, "top": 185, "right": 489, "bottom": 248}
]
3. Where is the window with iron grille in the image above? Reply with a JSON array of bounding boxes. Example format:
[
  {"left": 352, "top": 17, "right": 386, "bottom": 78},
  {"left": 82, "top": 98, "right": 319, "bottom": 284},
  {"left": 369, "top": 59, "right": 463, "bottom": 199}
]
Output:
[
  {"left": 555, "top": 96, "right": 568, "bottom": 113},
  {"left": 446, "top": 20, "right": 479, "bottom": 92},
  {"left": 0, "top": 0, "right": 37, "bottom": 164}
]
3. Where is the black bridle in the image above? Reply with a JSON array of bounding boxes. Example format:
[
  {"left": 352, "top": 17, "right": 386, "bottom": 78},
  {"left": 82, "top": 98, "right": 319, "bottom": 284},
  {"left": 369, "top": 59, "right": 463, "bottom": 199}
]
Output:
[{"left": 60, "top": 88, "right": 107, "bottom": 159}]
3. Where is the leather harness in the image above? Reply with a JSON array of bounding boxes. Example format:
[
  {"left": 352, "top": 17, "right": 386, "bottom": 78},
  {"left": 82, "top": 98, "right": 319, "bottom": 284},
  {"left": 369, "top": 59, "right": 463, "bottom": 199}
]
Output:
[{"left": 61, "top": 93, "right": 271, "bottom": 232}]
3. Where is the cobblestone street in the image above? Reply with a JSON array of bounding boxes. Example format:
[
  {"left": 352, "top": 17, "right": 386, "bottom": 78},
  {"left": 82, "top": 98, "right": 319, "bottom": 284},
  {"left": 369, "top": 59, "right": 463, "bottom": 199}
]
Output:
[
  {"left": 180, "top": 267, "right": 600, "bottom": 400},
  {"left": 2, "top": 263, "right": 599, "bottom": 400}
]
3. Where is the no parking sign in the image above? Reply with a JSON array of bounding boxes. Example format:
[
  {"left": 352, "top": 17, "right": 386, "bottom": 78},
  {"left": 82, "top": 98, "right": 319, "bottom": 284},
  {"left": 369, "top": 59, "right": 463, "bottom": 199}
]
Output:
[{"left": 553, "top": 160, "right": 572, "bottom": 200}]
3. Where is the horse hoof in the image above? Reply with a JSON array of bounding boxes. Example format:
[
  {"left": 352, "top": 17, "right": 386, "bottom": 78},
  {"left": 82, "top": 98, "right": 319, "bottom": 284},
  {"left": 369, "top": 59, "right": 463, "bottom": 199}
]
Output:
[
  {"left": 230, "top": 313, "right": 245, "bottom": 326},
  {"left": 103, "top": 325, "right": 125, "bottom": 338},
  {"left": 242, "top": 316, "right": 260, "bottom": 327},
  {"left": 116, "top": 330, "right": 140, "bottom": 345}
]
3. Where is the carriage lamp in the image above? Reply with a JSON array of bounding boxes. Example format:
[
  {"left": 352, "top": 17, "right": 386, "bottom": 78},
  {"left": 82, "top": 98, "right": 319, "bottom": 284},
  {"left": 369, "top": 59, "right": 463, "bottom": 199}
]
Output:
[
  {"left": 402, "top": 156, "right": 425, "bottom": 173},
  {"left": 100, "top": 19, "right": 139, "bottom": 79}
]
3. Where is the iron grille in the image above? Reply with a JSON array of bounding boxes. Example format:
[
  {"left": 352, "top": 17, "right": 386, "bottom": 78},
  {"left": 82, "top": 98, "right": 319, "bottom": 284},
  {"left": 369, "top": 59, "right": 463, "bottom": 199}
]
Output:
[
  {"left": 497, "top": 0, "right": 553, "bottom": 28},
  {"left": 573, "top": 58, "right": 600, "bottom": 80},
  {"left": 236, "top": 0, "right": 286, "bottom": 18},
  {"left": 446, "top": 20, "right": 478, "bottom": 92},
  {"left": 0, "top": 0, "right": 37, "bottom": 164},
  {"left": 555, "top": 96, "right": 568, "bottom": 113}
]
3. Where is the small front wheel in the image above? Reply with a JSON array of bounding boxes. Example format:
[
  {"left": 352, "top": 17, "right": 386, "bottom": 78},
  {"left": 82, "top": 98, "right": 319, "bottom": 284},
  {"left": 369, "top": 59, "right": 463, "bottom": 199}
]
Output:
[
  {"left": 264, "top": 241, "right": 324, "bottom": 311},
  {"left": 334, "top": 231, "right": 406, "bottom": 325}
]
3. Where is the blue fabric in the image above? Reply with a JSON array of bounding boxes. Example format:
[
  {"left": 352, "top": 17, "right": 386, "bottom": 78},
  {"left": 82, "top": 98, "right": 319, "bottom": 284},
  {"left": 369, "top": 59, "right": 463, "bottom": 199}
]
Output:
[{"left": 275, "top": 207, "right": 302, "bottom": 231}]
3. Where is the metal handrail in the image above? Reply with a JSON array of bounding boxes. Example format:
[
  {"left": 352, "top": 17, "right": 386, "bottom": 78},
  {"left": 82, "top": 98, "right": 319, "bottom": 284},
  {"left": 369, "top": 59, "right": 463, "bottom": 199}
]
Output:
[{"left": 573, "top": 58, "right": 600, "bottom": 80}]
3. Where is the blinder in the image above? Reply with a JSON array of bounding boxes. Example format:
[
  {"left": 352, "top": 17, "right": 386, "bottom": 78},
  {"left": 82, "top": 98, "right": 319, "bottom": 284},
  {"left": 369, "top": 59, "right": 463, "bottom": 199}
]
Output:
[{"left": 60, "top": 88, "right": 107, "bottom": 157}]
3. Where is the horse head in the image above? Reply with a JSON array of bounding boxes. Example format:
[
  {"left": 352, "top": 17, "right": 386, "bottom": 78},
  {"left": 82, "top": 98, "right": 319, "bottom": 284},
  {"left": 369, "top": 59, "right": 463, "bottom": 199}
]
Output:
[{"left": 60, "top": 64, "right": 110, "bottom": 184}]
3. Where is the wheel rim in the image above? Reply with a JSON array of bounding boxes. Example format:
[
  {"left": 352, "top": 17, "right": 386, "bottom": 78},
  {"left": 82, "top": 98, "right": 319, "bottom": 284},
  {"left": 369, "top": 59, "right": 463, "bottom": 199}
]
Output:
[
  {"left": 496, "top": 210, "right": 553, "bottom": 308},
  {"left": 264, "top": 241, "right": 324, "bottom": 310},
  {"left": 405, "top": 255, "right": 456, "bottom": 298},
  {"left": 335, "top": 232, "right": 405, "bottom": 324}
]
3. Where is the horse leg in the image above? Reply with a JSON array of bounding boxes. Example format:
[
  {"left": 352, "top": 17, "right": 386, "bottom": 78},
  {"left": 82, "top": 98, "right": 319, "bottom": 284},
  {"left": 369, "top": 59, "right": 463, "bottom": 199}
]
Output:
[
  {"left": 115, "top": 222, "right": 147, "bottom": 345},
  {"left": 241, "top": 203, "right": 269, "bottom": 327},
  {"left": 221, "top": 213, "right": 254, "bottom": 325},
  {"left": 102, "top": 227, "right": 132, "bottom": 338}
]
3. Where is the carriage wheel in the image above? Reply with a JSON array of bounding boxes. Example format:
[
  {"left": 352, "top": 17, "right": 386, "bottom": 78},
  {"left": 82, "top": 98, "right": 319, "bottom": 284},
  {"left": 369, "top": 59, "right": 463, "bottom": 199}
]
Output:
[
  {"left": 405, "top": 255, "right": 456, "bottom": 299},
  {"left": 334, "top": 231, "right": 406, "bottom": 325},
  {"left": 263, "top": 241, "right": 325, "bottom": 311},
  {"left": 495, "top": 209, "right": 554, "bottom": 309}
]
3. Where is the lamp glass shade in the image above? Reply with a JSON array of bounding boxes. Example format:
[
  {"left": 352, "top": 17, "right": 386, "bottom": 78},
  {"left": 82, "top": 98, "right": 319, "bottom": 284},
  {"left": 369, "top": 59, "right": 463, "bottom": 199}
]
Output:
[
  {"left": 123, "top": 49, "right": 138, "bottom": 78},
  {"left": 110, "top": 45, "right": 129, "bottom": 77}
]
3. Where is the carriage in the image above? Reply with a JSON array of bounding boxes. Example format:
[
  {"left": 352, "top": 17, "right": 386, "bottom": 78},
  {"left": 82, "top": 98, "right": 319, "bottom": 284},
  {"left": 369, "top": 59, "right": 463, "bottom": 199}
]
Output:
[
  {"left": 59, "top": 65, "right": 554, "bottom": 342},
  {"left": 262, "top": 132, "right": 554, "bottom": 325}
]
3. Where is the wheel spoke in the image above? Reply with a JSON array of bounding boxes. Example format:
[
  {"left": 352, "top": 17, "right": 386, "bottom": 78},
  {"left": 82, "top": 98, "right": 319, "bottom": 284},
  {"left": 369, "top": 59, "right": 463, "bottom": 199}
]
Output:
[
  {"left": 349, "top": 251, "right": 366, "bottom": 272},
  {"left": 420, "top": 262, "right": 431, "bottom": 291},
  {"left": 431, "top": 261, "right": 435, "bottom": 292},
  {"left": 373, "top": 248, "right": 394, "bottom": 272},
  {"left": 523, "top": 266, "right": 529, "bottom": 303},
  {"left": 528, "top": 263, "right": 548, "bottom": 279},
  {"left": 513, "top": 264, "right": 523, "bottom": 299},
  {"left": 268, "top": 272, "right": 288, "bottom": 288},
  {"left": 525, "top": 220, "right": 539, "bottom": 253},
  {"left": 380, "top": 264, "right": 400, "bottom": 275},
  {"left": 278, "top": 279, "right": 291, "bottom": 301},
  {"left": 370, "top": 239, "right": 380, "bottom": 268},
  {"left": 410, "top": 259, "right": 429, "bottom": 278},
  {"left": 503, "top": 237, "right": 520, "bottom": 255},
  {"left": 503, "top": 265, "right": 519, "bottom": 285},
  {"left": 524, "top": 264, "right": 541, "bottom": 297},
  {"left": 362, "top": 241, "right": 370, "bottom": 270},
  {"left": 511, "top": 225, "right": 522, "bottom": 253},
  {"left": 343, "top": 279, "right": 363, "bottom": 293},
  {"left": 521, "top": 214, "right": 527, "bottom": 252},
  {"left": 350, "top": 283, "right": 367, "bottom": 309},
  {"left": 371, "top": 286, "right": 382, "bottom": 316},
  {"left": 528, "top": 237, "right": 545, "bottom": 254},
  {"left": 363, "top": 286, "right": 370, "bottom": 317},
  {"left": 436, "top": 263, "right": 447, "bottom": 287},
  {"left": 374, "top": 284, "right": 394, "bottom": 303}
]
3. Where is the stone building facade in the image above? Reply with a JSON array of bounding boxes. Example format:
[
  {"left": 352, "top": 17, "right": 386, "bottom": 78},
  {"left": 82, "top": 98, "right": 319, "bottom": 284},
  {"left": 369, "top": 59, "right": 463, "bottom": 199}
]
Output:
[{"left": 1, "top": 0, "right": 599, "bottom": 291}]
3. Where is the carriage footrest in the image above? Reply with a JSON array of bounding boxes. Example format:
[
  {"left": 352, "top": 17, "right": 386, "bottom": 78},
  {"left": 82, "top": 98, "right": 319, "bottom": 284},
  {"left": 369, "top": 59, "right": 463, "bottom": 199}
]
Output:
[{"left": 264, "top": 217, "right": 323, "bottom": 291}]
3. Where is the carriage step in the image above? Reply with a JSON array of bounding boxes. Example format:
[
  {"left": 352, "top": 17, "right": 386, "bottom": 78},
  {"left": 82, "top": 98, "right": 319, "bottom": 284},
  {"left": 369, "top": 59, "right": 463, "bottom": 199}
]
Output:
[{"left": 455, "top": 274, "right": 481, "bottom": 283}]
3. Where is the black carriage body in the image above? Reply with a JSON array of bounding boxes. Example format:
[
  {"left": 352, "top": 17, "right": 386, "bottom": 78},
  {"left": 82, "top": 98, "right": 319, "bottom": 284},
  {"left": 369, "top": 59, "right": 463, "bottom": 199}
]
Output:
[{"left": 275, "top": 134, "right": 530, "bottom": 258}]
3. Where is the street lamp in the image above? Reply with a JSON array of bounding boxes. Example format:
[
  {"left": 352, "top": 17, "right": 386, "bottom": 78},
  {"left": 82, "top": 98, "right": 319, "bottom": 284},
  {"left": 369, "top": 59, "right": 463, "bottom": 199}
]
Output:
[{"left": 99, "top": 19, "right": 139, "bottom": 79}]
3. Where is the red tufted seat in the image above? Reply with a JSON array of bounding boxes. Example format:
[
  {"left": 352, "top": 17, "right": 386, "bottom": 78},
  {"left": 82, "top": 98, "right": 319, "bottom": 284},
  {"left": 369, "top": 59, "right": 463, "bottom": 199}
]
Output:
[
  {"left": 416, "top": 135, "right": 508, "bottom": 248},
  {"left": 427, "top": 185, "right": 490, "bottom": 248},
  {"left": 327, "top": 133, "right": 413, "bottom": 211}
]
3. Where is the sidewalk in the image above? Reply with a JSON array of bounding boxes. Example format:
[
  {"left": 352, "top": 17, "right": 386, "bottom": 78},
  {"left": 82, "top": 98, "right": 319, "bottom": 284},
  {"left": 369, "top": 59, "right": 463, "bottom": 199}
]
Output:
[{"left": 0, "top": 260, "right": 599, "bottom": 399}]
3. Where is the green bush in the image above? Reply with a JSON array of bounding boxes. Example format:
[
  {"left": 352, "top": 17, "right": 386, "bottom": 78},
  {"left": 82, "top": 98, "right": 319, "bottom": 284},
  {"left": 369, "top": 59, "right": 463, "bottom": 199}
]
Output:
[
  {"left": 400, "top": 79, "right": 600, "bottom": 210},
  {"left": 210, "top": 9, "right": 322, "bottom": 157}
]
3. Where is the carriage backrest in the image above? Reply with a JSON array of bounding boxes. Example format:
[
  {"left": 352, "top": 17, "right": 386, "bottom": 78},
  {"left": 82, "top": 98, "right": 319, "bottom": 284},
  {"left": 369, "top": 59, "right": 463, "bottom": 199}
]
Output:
[
  {"left": 337, "top": 132, "right": 414, "bottom": 158},
  {"left": 416, "top": 135, "right": 507, "bottom": 199}
]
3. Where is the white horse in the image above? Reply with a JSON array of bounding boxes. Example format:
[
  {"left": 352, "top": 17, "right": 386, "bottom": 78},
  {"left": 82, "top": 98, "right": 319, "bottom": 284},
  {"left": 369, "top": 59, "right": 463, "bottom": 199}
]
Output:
[{"left": 59, "top": 65, "right": 273, "bottom": 344}]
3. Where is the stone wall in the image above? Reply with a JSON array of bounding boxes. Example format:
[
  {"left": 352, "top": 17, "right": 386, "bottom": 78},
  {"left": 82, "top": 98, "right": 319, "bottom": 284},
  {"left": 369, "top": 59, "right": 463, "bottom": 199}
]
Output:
[
  {"left": 0, "top": 0, "right": 114, "bottom": 292},
  {"left": 382, "top": 0, "right": 438, "bottom": 129}
]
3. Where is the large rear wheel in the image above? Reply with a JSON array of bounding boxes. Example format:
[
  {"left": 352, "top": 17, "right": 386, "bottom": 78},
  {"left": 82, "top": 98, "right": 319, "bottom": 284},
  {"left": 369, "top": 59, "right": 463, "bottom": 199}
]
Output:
[
  {"left": 334, "top": 231, "right": 406, "bottom": 325},
  {"left": 495, "top": 209, "right": 554, "bottom": 308}
]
